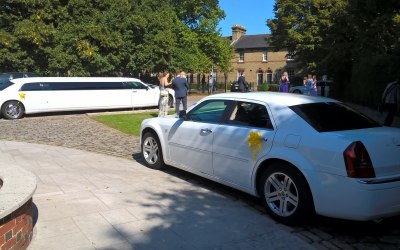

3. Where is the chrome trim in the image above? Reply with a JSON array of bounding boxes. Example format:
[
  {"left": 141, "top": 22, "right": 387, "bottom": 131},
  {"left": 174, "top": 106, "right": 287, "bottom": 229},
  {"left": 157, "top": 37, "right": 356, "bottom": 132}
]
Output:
[{"left": 357, "top": 176, "right": 400, "bottom": 184}]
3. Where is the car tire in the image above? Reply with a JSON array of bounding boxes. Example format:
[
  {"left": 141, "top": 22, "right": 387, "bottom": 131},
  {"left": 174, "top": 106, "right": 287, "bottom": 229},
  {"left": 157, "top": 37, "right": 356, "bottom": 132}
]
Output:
[
  {"left": 1, "top": 101, "right": 25, "bottom": 119},
  {"left": 168, "top": 95, "right": 174, "bottom": 108},
  {"left": 259, "top": 162, "right": 314, "bottom": 225},
  {"left": 293, "top": 90, "right": 302, "bottom": 94},
  {"left": 141, "top": 132, "right": 165, "bottom": 170}
]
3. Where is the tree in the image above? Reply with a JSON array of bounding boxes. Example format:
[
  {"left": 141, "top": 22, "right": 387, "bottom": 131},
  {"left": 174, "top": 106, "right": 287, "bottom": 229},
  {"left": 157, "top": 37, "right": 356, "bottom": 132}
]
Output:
[
  {"left": 267, "top": 0, "right": 400, "bottom": 101},
  {"left": 0, "top": 0, "right": 232, "bottom": 77}
]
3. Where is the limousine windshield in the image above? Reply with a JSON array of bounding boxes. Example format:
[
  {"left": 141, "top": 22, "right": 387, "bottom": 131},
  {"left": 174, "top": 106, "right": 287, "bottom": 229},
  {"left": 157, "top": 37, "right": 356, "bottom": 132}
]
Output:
[{"left": 0, "top": 77, "right": 169, "bottom": 120}]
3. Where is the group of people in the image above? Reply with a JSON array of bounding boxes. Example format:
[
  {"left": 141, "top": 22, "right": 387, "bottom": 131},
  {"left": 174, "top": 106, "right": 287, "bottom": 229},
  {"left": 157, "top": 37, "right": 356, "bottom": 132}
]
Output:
[
  {"left": 278, "top": 72, "right": 318, "bottom": 96},
  {"left": 303, "top": 74, "right": 318, "bottom": 96},
  {"left": 158, "top": 71, "right": 189, "bottom": 117}
]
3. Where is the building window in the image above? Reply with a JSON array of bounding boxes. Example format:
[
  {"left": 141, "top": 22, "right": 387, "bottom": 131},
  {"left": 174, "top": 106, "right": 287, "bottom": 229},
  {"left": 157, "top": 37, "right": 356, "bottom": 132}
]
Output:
[
  {"left": 266, "top": 70, "right": 273, "bottom": 84},
  {"left": 239, "top": 51, "right": 244, "bottom": 62},
  {"left": 287, "top": 50, "right": 295, "bottom": 60},
  {"left": 262, "top": 51, "right": 267, "bottom": 61},
  {"left": 257, "top": 73, "right": 264, "bottom": 85}
]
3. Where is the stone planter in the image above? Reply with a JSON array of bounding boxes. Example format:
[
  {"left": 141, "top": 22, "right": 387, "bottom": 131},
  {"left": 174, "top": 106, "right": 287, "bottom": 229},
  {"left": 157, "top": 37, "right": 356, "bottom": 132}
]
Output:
[{"left": 0, "top": 166, "right": 36, "bottom": 250}]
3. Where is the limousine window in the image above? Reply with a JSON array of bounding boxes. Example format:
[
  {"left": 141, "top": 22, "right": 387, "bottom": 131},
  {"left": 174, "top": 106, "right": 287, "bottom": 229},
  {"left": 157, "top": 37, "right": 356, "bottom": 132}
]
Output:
[
  {"left": 20, "top": 82, "right": 43, "bottom": 91},
  {"left": 124, "top": 81, "right": 149, "bottom": 89},
  {"left": 20, "top": 82, "right": 126, "bottom": 91}
]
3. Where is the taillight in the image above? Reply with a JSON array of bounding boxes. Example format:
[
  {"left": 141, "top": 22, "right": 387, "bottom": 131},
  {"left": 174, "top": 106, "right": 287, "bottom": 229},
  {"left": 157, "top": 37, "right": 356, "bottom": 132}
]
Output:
[{"left": 343, "top": 141, "right": 375, "bottom": 178}]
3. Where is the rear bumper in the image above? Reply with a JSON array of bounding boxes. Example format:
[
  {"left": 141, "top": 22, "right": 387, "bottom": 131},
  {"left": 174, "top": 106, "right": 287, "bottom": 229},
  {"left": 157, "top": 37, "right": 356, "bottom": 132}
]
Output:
[{"left": 312, "top": 172, "right": 400, "bottom": 221}]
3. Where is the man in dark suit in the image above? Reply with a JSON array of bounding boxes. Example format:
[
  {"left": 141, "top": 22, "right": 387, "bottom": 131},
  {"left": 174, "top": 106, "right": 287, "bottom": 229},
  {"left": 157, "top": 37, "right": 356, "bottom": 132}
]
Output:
[
  {"left": 172, "top": 71, "right": 189, "bottom": 116},
  {"left": 238, "top": 73, "right": 247, "bottom": 92}
]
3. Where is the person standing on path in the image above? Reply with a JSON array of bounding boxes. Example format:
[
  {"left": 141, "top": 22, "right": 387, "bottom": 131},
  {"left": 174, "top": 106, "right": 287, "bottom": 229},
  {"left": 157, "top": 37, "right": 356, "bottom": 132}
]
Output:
[
  {"left": 279, "top": 72, "right": 290, "bottom": 92},
  {"left": 381, "top": 79, "right": 400, "bottom": 126},
  {"left": 208, "top": 75, "right": 214, "bottom": 94},
  {"left": 304, "top": 74, "right": 313, "bottom": 96},
  {"left": 238, "top": 73, "right": 247, "bottom": 92},
  {"left": 158, "top": 72, "right": 170, "bottom": 117},
  {"left": 310, "top": 75, "right": 318, "bottom": 96},
  {"left": 172, "top": 71, "right": 189, "bottom": 116}
]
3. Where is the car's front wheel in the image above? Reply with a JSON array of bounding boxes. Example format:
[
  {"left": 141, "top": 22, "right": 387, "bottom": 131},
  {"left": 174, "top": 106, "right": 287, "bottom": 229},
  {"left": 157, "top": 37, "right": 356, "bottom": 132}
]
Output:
[
  {"left": 259, "top": 162, "right": 314, "bottom": 225},
  {"left": 1, "top": 101, "right": 25, "bottom": 119},
  {"left": 141, "top": 132, "right": 165, "bottom": 170},
  {"left": 293, "top": 89, "right": 302, "bottom": 94}
]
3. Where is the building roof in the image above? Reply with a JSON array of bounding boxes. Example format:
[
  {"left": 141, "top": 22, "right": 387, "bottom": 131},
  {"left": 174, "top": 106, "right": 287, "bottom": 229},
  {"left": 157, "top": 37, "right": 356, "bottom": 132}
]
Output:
[{"left": 234, "top": 34, "right": 271, "bottom": 50}]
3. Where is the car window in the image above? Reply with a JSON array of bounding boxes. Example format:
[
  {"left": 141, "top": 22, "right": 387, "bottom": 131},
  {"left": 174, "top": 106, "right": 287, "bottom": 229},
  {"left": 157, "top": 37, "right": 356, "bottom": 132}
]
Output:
[
  {"left": 186, "top": 100, "right": 231, "bottom": 123},
  {"left": 226, "top": 101, "right": 273, "bottom": 129},
  {"left": 20, "top": 83, "right": 43, "bottom": 91},
  {"left": 124, "top": 81, "right": 148, "bottom": 89},
  {"left": 0, "top": 80, "right": 14, "bottom": 91},
  {"left": 290, "top": 102, "right": 381, "bottom": 132}
]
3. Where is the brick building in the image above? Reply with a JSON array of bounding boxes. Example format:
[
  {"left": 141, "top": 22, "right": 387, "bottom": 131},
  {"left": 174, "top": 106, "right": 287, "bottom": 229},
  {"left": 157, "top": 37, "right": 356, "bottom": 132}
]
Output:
[{"left": 217, "top": 24, "right": 297, "bottom": 87}]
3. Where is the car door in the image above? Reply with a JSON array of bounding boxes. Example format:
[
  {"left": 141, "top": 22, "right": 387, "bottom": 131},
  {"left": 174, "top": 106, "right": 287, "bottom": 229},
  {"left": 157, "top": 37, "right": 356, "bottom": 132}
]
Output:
[
  {"left": 19, "top": 82, "right": 49, "bottom": 112},
  {"left": 212, "top": 100, "right": 275, "bottom": 189},
  {"left": 126, "top": 81, "right": 158, "bottom": 107},
  {"left": 167, "top": 99, "right": 232, "bottom": 175}
]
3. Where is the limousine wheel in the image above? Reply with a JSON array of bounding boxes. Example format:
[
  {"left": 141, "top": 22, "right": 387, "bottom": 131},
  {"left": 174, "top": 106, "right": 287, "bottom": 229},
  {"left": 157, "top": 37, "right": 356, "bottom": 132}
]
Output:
[
  {"left": 142, "top": 132, "right": 165, "bottom": 170},
  {"left": 259, "top": 162, "right": 313, "bottom": 225},
  {"left": 1, "top": 101, "right": 25, "bottom": 120}
]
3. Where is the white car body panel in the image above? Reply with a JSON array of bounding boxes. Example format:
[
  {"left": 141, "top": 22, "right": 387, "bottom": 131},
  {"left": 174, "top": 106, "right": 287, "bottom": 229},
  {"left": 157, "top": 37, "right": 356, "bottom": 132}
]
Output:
[{"left": 140, "top": 92, "right": 400, "bottom": 221}]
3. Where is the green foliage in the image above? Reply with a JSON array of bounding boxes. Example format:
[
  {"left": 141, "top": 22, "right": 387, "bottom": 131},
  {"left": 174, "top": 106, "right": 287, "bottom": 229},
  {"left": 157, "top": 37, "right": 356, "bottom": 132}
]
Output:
[
  {"left": 0, "top": 0, "right": 231, "bottom": 76},
  {"left": 257, "top": 83, "right": 269, "bottom": 92},
  {"left": 269, "top": 84, "right": 280, "bottom": 92},
  {"left": 267, "top": 0, "right": 400, "bottom": 104},
  {"left": 349, "top": 55, "right": 400, "bottom": 106}
]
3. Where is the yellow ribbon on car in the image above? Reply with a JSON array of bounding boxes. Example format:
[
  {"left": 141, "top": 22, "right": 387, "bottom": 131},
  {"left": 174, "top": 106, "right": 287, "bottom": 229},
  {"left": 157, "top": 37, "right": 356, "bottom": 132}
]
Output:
[
  {"left": 18, "top": 93, "right": 25, "bottom": 102},
  {"left": 247, "top": 131, "right": 263, "bottom": 161}
]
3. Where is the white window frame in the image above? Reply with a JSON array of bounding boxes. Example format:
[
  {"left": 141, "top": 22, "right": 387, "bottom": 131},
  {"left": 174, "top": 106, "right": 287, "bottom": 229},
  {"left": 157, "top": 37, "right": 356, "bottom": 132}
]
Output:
[
  {"left": 262, "top": 51, "right": 267, "bottom": 62},
  {"left": 287, "top": 50, "right": 295, "bottom": 61},
  {"left": 239, "top": 52, "right": 244, "bottom": 62}
]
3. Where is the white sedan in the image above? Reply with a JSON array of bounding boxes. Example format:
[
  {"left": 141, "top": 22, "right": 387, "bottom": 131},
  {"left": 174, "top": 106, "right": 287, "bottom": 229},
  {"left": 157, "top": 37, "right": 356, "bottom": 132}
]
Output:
[{"left": 140, "top": 92, "right": 400, "bottom": 224}]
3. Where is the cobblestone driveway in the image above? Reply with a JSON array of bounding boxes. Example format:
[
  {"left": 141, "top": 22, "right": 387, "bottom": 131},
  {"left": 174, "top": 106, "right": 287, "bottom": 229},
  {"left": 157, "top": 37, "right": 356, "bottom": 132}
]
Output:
[{"left": 0, "top": 104, "right": 399, "bottom": 250}]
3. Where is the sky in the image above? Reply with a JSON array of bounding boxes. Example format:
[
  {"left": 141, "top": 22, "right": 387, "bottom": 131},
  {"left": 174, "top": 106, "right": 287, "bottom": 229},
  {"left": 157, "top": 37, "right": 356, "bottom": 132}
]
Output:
[{"left": 217, "top": 0, "right": 275, "bottom": 36}]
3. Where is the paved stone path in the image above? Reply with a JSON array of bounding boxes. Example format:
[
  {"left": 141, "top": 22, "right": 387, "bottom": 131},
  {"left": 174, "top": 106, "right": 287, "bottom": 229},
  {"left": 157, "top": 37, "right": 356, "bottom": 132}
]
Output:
[{"left": 0, "top": 96, "right": 399, "bottom": 250}]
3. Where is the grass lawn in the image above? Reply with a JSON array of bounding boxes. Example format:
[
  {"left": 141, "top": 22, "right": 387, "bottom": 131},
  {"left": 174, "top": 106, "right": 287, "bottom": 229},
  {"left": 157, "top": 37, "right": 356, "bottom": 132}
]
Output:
[{"left": 91, "top": 110, "right": 174, "bottom": 136}]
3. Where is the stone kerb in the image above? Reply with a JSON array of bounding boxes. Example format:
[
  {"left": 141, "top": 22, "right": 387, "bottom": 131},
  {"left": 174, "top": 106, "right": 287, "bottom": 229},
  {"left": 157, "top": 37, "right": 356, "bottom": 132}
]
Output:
[{"left": 0, "top": 165, "right": 36, "bottom": 250}]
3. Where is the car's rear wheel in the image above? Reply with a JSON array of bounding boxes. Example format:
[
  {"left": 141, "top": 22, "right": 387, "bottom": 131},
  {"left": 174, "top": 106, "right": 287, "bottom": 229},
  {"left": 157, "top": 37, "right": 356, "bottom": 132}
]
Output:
[
  {"left": 1, "top": 101, "right": 25, "bottom": 119},
  {"left": 142, "top": 132, "right": 165, "bottom": 170},
  {"left": 259, "top": 162, "right": 313, "bottom": 225},
  {"left": 293, "top": 89, "right": 302, "bottom": 94}
]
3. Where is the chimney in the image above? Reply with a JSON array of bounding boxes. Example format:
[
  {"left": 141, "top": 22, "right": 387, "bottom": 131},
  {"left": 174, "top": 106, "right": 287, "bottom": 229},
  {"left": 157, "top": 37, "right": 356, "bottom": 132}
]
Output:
[{"left": 232, "top": 24, "right": 246, "bottom": 41}]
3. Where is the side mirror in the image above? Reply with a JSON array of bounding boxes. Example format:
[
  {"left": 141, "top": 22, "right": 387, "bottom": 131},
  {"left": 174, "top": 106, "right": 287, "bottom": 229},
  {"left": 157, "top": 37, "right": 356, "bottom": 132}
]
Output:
[{"left": 179, "top": 110, "right": 187, "bottom": 120}]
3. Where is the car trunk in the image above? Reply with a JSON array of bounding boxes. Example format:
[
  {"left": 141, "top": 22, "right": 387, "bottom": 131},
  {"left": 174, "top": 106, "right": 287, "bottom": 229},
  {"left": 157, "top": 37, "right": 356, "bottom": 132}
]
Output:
[{"left": 333, "top": 127, "right": 400, "bottom": 177}]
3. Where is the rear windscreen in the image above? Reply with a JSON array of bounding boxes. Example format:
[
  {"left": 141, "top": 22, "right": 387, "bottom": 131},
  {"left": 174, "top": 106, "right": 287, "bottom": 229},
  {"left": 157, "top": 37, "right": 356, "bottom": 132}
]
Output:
[{"left": 289, "top": 102, "right": 381, "bottom": 132}]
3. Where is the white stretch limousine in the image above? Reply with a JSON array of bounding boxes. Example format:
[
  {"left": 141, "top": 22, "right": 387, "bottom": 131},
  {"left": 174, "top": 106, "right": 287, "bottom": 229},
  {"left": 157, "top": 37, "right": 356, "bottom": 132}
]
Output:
[{"left": 0, "top": 77, "right": 174, "bottom": 119}]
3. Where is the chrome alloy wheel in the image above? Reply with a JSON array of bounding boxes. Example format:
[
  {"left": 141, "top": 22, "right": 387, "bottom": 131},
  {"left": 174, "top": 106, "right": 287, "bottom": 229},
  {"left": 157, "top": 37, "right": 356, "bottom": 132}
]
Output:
[
  {"left": 264, "top": 172, "right": 299, "bottom": 217},
  {"left": 5, "top": 102, "right": 23, "bottom": 119},
  {"left": 143, "top": 136, "right": 159, "bottom": 165}
]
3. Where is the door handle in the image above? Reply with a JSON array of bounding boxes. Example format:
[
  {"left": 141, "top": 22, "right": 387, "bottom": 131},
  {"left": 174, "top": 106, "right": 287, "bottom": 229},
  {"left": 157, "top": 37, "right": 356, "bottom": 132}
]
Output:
[
  {"left": 200, "top": 129, "right": 212, "bottom": 135},
  {"left": 263, "top": 137, "right": 268, "bottom": 142}
]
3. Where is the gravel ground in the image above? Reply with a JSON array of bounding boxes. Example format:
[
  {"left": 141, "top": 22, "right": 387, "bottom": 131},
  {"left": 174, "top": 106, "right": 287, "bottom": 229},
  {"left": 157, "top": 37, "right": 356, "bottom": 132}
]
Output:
[{"left": 0, "top": 96, "right": 399, "bottom": 250}]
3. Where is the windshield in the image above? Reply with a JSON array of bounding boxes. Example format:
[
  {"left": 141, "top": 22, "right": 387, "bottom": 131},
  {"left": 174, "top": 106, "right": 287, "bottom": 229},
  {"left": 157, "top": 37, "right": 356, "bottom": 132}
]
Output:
[
  {"left": 290, "top": 102, "right": 381, "bottom": 132},
  {"left": 0, "top": 79, "right": 14, "bottom": 90}
]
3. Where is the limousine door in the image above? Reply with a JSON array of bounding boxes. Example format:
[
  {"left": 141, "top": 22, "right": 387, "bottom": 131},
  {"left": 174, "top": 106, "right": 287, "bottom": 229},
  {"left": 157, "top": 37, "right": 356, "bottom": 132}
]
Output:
[
  {"left": 126, "top": 81, "right": 158, "bottom": 107},
  {"left": 19, "top": 83, "right": 50, "bottom": 113}
]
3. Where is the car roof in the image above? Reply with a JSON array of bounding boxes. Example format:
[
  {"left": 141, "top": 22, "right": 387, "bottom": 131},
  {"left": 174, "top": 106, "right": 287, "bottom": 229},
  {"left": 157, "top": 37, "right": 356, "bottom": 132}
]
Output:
[
  {"left": 204, "top": 92, "right": 338, "bottom": 107},
  {"left": 10, "top": 77, "right": 142, "bottom": 84}
]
